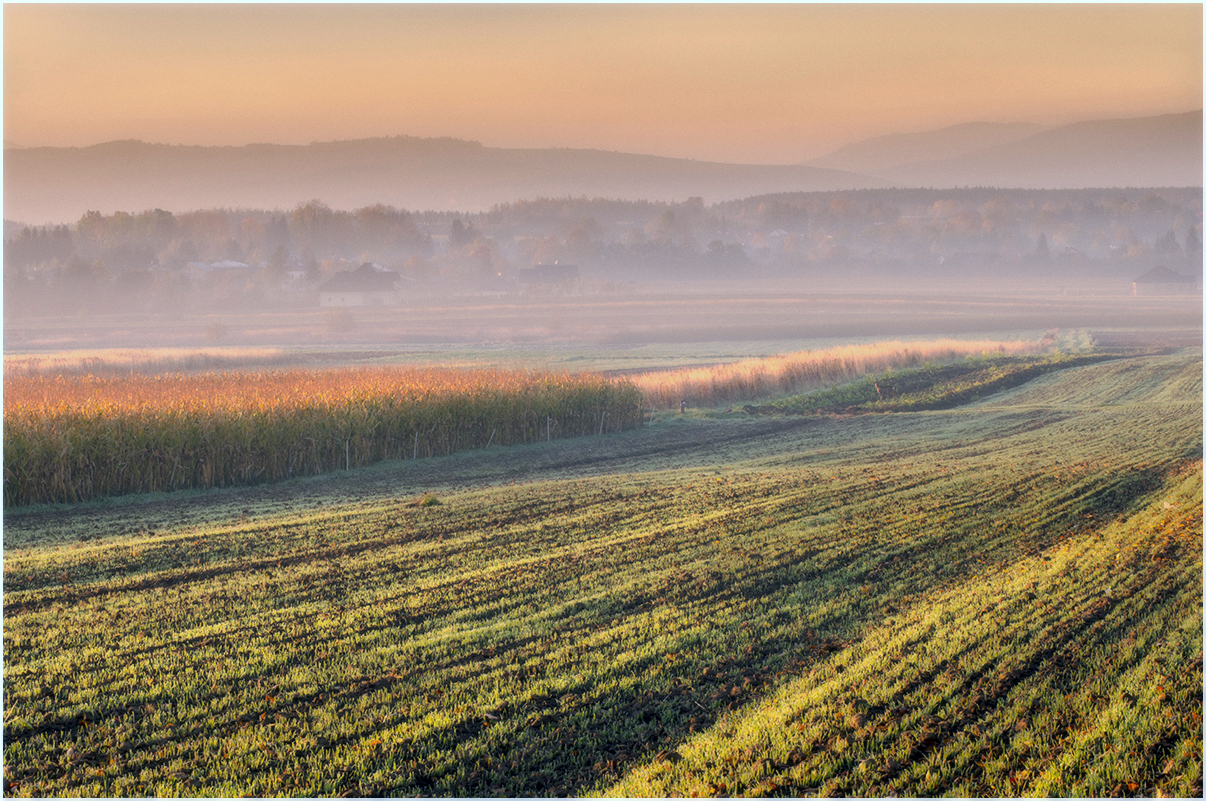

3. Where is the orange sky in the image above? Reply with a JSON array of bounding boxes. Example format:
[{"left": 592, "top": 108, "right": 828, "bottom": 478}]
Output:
[{"left": 4, "top": 3, "right": 1201, "bottom": 164}]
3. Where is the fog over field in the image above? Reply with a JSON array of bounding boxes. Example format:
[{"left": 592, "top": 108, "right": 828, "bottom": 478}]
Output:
[
  {"left": 4, "top": 5, "right": 1200, "bottom": 356},
  {"left": 4, "top": 180, "right": 1201, "bottom": 357},
  {"left": 3, "top": 117, "right": 1202, "bottom": 357}
]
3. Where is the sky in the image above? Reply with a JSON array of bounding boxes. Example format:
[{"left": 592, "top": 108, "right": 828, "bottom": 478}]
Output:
[{"left": 3, "top": 3, "right": 1202, "bottom": 164}]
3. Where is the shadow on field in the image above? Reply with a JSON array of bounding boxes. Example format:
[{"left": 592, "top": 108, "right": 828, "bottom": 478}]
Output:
[
  {"left": 4, "top": 349, "right": 1200, "bottom": 797},
  {"left": 2, "top": 415, "right": 814, "bottom": 545}
]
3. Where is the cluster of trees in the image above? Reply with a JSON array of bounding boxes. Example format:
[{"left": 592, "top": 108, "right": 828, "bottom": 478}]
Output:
[
  {"left": 713, "top": 187, "right": 1203, "bottom": 270},
  {"left": 407, "top": 195, "right": 750, "bottom": 280},
  {"left": 433, "top": 188, "right": 1203, "bottom": 284},
  {"left": 5, "top": 187, "right": 1201, "bottom": 315},
  {"left": 424, "top": 187, "right": 1202, "bottom": 281},
  {"left": 5, "top": 202, "right": 431, "bottom": 313}
]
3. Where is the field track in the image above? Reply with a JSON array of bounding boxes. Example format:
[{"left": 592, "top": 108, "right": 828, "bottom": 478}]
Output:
[{"left": 2, "top": 348, "right": 1201, "bottom": 797}]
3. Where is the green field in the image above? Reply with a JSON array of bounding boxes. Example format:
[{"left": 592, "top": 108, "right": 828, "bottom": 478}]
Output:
[
  {"left": 2, "top": 348, "right": 1201, "bottom": 797},
  {"left": 745, "top": 352, "right": 1120, "bottom": 415}
]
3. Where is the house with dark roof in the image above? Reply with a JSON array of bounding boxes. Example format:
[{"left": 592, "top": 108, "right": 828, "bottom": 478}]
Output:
[
  {"left": 319, "top": 262, "right": 403, "bottom": 306},
  {"left": 1131, "top": 265, "right": 1200, "bottom": 296}
]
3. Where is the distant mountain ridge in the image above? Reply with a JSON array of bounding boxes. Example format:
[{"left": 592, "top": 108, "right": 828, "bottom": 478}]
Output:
[
  {"left": 3, "top": 136, "right": 880, "bottom": 225},
  {"left": 809, "top": 111, "right": 1202, "bottom": 189},
  {"left": 5, "top": 110, "right": 1199, "bottom": 225},
  {"left": 805, "top": 121, "right": 1051, "bottom": 175},
  {"left": 883, "top": 111, "right": 1202, "bottom": 188}
]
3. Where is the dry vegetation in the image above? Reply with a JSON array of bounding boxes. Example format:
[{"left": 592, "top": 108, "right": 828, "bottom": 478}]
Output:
[
  {"left": 3, "top": 367, "right": 642, "bottom": 506},
  {"left": 5, "top": 337, "right": 1057, "bottom": 508},
  {"left": 631, "top": 338, "right": 1043, "bottom": 410},
  {"left": 3, "top": 348, "right": 302, "bottom": 377}
]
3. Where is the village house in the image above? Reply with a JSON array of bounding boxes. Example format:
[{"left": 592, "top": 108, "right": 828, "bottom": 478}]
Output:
[
  {"left": 1131, "top": 265, "right": 1200, "bottom": 296},
  {"left": 318, "top": 262, "right": 403, "bottom": 306}
]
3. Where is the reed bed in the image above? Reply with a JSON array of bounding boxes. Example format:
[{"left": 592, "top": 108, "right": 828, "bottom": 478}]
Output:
[
  {"left": 4, "top": 347, "right": 303, "bottom": 378},
  {"left": 631, "top": 338, "right": 1043, "bottom": 410},
  {"left": 3, "top": 367, "right": 643, "bottom": 506}
]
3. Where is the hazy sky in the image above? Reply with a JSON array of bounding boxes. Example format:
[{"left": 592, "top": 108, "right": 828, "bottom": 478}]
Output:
[{"left": 4, "top": 3, "right": 1201, "bottom": 163}]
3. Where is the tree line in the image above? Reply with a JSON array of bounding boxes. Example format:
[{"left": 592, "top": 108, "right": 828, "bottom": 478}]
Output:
[{"left": 5, "top": 186, "right": 1201, "bottom": 314}]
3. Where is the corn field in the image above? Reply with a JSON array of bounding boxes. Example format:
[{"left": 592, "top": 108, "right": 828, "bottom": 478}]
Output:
[{"left": 3, "top": 368, "right": 644, "bottom": 507}]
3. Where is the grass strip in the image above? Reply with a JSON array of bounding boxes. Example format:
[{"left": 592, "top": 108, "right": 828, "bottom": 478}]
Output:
[{"left": 746, "top": 353, "right": 1120, "bottom": 416}]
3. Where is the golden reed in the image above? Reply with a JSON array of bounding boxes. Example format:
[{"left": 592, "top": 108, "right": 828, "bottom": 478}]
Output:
[
  {"left": 4, "top": 366, "right": 642, "bottom": 506},
  {"left": 631, "top": 338, "right": 1041, "bottom": 410}
]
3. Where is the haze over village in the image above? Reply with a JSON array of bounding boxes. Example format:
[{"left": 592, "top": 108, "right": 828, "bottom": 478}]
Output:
[{"left": 3, "top": 3, "right": 1201, "bottom": 348}]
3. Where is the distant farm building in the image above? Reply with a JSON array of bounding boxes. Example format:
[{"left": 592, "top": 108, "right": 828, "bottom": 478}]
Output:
[
  {"left": 319, "top": 263, "right": 402, "bottom": 306},
  {"left": 1131, "top": 265, "right": 1200, "bottom": 296},
  {"left": 518, "top": 263, "right": 579, "bottom": 285}
]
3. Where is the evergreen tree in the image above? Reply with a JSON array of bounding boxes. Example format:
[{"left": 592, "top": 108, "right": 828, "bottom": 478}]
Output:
[{"left": 1185, "top": 226, "right": 1202, "bottom": 263}]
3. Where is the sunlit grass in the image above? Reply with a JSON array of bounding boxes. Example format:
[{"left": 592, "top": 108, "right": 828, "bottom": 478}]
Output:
[
  {"left": 751, "top": 352, "right": 1118, "bottom": 415},
  {"left": 605, "top": 463, "right": 1202, "bottom": 797},
  {"left": 630, "top": 338, "right": 1044, "bottom": 410},
  {"left": 2, "top": 349, "right": 1199, "bottom": 797}
]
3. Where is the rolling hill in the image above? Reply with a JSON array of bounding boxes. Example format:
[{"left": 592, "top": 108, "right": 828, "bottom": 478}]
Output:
[
  {"left": 805, "top": 121, "right": 1050, "bottom": 176},
  {"left": 809, "top": 111, "right": 1202, "bottom": 189},
  {"left": 2, "top": 137, "right": 880, "bottom": 225},
  {"left": 7, "top": 110, "right": 1198, "bottom": 226}
]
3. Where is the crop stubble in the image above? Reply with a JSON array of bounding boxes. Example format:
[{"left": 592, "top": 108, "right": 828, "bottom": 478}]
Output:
[{"left": 1, "top": 349, "right": 1201, "bottom": 797}]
